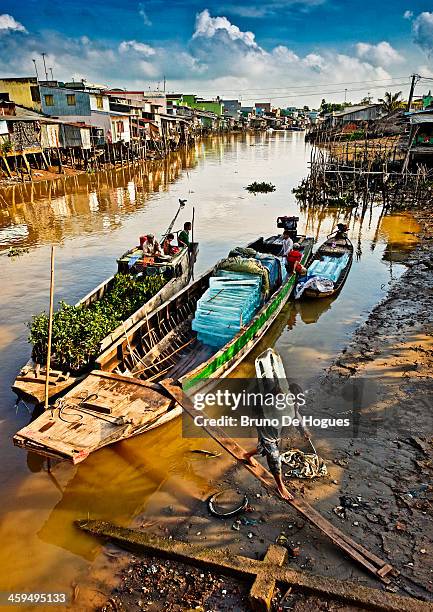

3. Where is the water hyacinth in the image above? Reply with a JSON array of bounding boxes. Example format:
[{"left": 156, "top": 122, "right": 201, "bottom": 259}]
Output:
[
  {"left": 245, "top": 181, "right": 276, "bottom": 194},
  {"left": 28, "top": 273, "right": 166, "bottom": 372}
]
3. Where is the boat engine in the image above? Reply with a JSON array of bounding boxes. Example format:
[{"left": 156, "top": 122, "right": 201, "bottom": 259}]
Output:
[{"left": 277, "top": 216, "right": 299, "bottom": 241}]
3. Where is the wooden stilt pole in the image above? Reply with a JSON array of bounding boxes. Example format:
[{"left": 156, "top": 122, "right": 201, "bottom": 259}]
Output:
[{"left": 44, "top": 246, "right": 55, "bottom": 411}]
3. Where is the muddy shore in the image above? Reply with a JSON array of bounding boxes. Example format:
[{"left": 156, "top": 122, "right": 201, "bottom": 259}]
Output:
[{"left": 86, "top": 205, "right": 432, "bottom": 612}]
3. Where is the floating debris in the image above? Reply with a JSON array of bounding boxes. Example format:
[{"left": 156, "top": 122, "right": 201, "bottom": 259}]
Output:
[
  {"left": 245, "top": 181, "right": 276, "bottom": 194},
  {"left": 190, "top": 449, "right": 222, "bottom": 458},
  {"left": 7, "top": 246, "right": 30, "bottom": 258}
]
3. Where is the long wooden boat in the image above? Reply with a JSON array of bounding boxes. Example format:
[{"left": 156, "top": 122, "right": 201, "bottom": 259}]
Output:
[
  {"left": 297, "top": 228, "right": 353, "bottom": 299},
  {"left": 12, "top": 243, "right": 198, "bottom": 404},
  {"left": 13, "top": 228, "right": 313, "bottom": 463}
]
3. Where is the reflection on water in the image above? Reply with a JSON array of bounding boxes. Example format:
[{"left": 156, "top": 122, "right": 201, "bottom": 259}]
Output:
[
  {"left": 0, "top": 147, "right": 200, "bottom": 250},
  {"left": 0, "top": 132, "right": 420, "bottom": 600}
]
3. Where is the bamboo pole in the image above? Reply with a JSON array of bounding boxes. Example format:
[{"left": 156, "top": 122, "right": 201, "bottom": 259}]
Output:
[{"left": 44, "top": 245, "right": 55, "bottom": 411}]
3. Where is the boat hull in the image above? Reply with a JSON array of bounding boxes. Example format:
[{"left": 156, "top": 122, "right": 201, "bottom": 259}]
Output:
[
  {"left": 12, "top": 244, "right": 197, "bottom": 404},
  {"left": 300, "top": 233, "right": 353, "bottom": 300},
  {"left": 182, "top": 237, "right": 314, "bottom": 391}
]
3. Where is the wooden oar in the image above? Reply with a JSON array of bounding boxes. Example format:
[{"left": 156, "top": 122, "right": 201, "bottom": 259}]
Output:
[
  {"left": 159, "top": 379, "right": 393, "bottom": 584},
  {"left": 44, "top": 246, "right": 55, "bottom": 411}
]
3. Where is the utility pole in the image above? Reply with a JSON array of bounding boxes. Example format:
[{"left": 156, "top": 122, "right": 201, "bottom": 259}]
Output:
[
  {"left": 32, "top": 59, "right": 39, "bottom": 81},
  {"left": 49, "top": 67, "right": 54, "bottom": 81},
  {"left": 163, "top": 75, "right": 166, "bottom": 92},
  {"left": 41, "top": 53, "right": 49, "bottom": 82},
  {"left": 407, "top": 74, "right": 419, "bottom": 112},
  {"left": 344, "top": 88, "right": 347, "bottom": 104}
]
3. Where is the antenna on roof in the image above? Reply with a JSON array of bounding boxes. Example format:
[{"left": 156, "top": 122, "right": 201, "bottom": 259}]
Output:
[
  {"left": 32, "top": 59, "right": 39, "bottom": 82},
  {"left": 41, "top": 52, "right": 49, "bottom": 81}
]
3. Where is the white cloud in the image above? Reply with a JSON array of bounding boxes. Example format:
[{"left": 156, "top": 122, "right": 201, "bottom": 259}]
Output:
[
  {"left": 119, "top": 40, "right": 155, "bottom": 56},
  {"left": 403, "top": 10, "right": 413, "bottom": 19},
  {"left": 418, "top": 64, "right": 433, "bottom": 78},
  {"left": 356, "top": 41, "right": 404, "bottom": 66},
  {"left": 303, "top": 53, "right": 326, "bottom": 71},
  {"left": 138, "top": 3, "right": 152, "bottom": 26},
  {"left": 412, "top": 11, "right": 433, "bottom": 56},
  {"left": 0, "top": 8, "right": 405, "bottom": 108},
  {"left": 193, "top": 9, "right": 259, "bottom": 48},
  {"left": 0, "top": 14, "right": 27, "bottom": 33}
]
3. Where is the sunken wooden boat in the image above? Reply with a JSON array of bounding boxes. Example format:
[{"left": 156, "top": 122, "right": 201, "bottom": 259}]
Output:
[
  {"left": 13, "top": 221, "right": 313, "bottom": 463},
  {"left": 13, "top": 371, "right": 179, "bottom": 464},
  {"left": 296, "top": 226, "right": 353, "bottom": 299},
  {"left": 12, "top": 242, "right": 198, "bottom": 405}
]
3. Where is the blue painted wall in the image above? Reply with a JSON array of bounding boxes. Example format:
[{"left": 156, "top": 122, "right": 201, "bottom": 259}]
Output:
[{"left": 40, "top": 86, "right": 91, "bottom": 116}]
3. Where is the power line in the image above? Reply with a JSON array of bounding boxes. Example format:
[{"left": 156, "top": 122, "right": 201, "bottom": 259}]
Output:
[
  {"left": 237, "top": 81, "right": 410, "bottom": 103},
  {"left": 196, "top": 76, "right": 410, "bottom": 95}
]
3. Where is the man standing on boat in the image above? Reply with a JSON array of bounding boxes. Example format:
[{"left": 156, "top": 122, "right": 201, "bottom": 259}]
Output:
[
  {"left": 281, "top": 229, "right": 293, "bottom": 257},
  {"left": 178, "top": 222, "right": 192, "bottom": 248}
]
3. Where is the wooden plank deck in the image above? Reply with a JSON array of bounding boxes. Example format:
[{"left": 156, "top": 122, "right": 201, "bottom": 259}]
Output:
[{"left": 13, "top": 372, "right": 175, "bottom": 463}]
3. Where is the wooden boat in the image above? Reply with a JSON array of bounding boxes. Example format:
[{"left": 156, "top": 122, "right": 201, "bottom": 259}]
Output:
[
  {"left": 95, "top": 232, "right": 313, "bottom": 393},
  {"left": 12, "top": 241, "right": 198, "bottom": 404},
  {"left": 297, "top": 225, "right": 353, "bottom": 299},
  {"left": 13, "top": 371, "right": 179, "bottom": 464},
  {"left": 13, "top": 222, "right": 313, "bottom": 462}
]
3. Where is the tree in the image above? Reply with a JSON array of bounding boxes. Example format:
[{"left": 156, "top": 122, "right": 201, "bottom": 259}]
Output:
[
  {"left": 319, "top": 99, "right": 346, "bottom": 115},
  {"left": 378, "top": 91, "right": 403, "bottom": 112}
]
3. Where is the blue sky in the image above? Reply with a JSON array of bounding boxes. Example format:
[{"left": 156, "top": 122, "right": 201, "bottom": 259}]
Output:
[{"left": 1, "top": 1, "right": 433, "bottom": 106}]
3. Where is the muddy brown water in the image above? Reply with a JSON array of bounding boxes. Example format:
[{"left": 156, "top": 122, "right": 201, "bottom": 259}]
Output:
[{"left": 0, "top": 133, "right": 420, "bottom": 602}]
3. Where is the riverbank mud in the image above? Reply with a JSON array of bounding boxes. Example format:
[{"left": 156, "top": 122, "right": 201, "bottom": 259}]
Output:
[{"left": 93, "top": 204, "right": 432, "bottom": 611}]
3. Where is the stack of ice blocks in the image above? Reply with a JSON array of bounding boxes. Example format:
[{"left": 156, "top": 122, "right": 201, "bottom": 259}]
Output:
[
  {"left": 255, "top": 254, "right": 280, "bottom": 291},
  {"left": 192, "top": 270, "right": 262, "bottom": 348},
  {"left": 308, "top": 254, "right": 349, "bottom": 283}
]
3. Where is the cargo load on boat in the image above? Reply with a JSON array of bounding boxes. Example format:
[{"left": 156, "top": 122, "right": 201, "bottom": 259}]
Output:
[
  {"left": 192, "top": 270, "right": 263, "bottom": 348},
  {"left": 307, "top": 252, "right": 350, "bottom": 284}
]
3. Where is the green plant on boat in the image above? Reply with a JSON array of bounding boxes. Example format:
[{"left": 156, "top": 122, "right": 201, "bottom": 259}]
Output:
[
  {"left": 245, "top": 181, "right": 276, "bottom": 194},
  {"left": 28, "top": 273, "right": 166, "bottom": 372}
]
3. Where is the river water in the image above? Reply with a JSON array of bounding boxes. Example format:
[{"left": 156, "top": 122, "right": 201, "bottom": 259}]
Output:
[{"left": 0, "top": 132, "right": 420, "bottom": 604}]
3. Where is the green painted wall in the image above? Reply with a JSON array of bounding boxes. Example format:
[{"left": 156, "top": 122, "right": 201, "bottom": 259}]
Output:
[{"left": 177, "top": 95, "right": 223, "bottom": 116}]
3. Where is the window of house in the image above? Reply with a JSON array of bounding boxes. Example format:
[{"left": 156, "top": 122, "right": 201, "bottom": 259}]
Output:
[
  {"left": 117, "top": 121, "right": 124, "bottom": 133},
  {"left": 44, "top": 94, "right": 54, "bottom": 107},
  {"left": 30, "top": 86, "right": 41, "bottom": 103},
  {"left": 66, "top": 94, "right": 76, "bottom": 106},
  {"left": 96, "top": 95, "right": 103, "bottom": 110}
]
